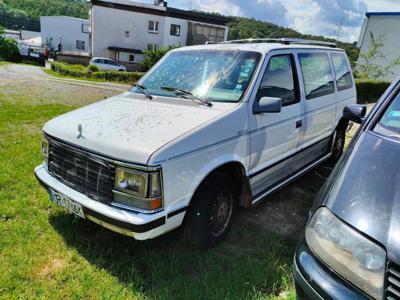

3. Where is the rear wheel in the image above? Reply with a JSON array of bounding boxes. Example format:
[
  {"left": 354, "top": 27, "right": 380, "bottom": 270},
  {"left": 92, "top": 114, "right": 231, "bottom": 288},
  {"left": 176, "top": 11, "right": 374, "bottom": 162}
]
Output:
[{"left": 185, "top": 173, "right": 237, "bottom": 249}]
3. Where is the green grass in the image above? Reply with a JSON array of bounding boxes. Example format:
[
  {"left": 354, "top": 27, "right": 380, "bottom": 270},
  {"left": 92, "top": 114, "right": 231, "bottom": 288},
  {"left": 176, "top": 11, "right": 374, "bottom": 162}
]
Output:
[
  {"left": 0, "top": 85, "right": 296, "bottom": 299},
  {"left": 0, "top": 61, "right": 10, "bottom": 66}
]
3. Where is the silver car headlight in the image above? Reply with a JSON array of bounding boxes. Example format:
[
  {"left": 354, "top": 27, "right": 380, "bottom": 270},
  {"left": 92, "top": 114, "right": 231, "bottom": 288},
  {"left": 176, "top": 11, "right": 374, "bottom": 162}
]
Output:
[
  {"left": 41, "top": 134, "right": 49, "bottom": 168},
  {"left": 113, "top": 167, "right": 162, "bottom": 211},
  {"left": 306, "top": 207, "right": 386, "bottom": 300}
]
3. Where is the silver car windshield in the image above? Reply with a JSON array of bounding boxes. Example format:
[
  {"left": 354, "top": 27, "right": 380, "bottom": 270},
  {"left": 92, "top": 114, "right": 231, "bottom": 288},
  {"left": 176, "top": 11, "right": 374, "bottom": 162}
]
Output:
[
  {"left": 375, "top": 91, "right": 400, "bottom": 138},
  {"left": 131, "top": 50, "right": 261, "bottom": 103}
]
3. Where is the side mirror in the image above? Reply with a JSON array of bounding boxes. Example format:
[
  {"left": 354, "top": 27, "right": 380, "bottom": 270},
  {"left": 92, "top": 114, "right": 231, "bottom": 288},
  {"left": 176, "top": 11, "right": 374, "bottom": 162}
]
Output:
[
  {"left": 253, "top": 97, "right": 282, "bottom": 114},
  {"left": 343, "top": 104, "right": 367, "bottom": 124}
]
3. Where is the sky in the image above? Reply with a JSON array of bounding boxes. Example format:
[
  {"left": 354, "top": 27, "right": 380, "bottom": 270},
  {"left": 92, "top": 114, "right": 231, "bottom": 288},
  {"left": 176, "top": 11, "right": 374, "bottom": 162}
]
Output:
[{"left": 143, "top": 0, "right": 400, "bottom": 42}]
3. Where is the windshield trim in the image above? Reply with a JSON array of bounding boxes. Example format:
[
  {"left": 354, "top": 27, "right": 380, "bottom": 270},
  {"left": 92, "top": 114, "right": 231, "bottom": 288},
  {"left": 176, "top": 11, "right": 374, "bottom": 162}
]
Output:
[{"left": 130, "top": 49, "right": 263, "bottom": 104}]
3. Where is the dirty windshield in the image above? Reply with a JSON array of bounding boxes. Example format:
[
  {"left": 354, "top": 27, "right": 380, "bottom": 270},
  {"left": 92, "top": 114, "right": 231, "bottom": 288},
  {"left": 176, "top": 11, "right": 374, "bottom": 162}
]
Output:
[
  {"left": 374, "top": 91, "right": 400, "bottom": 138},
  {"left": 132, "top": 50, "right": 261, "bottom": 103}
]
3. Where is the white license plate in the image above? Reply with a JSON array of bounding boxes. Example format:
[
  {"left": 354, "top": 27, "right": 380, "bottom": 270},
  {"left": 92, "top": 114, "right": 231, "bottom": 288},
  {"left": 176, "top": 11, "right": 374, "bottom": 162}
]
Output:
[{"left": 49, "top": 189, "right": 85, "bottom": 219}]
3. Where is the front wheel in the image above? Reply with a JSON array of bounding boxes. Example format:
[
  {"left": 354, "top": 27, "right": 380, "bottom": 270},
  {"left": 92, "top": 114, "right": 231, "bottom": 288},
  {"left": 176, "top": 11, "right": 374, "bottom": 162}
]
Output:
[
  {"left": 185, "top": 173, "right": 237, "bottom": 249},
  {"left": 329, "top": 128, "right": 346, "bottom": 163}
]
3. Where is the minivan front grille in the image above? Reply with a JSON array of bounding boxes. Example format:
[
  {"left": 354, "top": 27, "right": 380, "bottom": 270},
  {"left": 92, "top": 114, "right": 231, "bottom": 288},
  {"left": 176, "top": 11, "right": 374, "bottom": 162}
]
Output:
[
  {"left": 48, "top": 139, "right": 114, "bottom": 203},
  {"left": 387, "top": 262, "right": 400, "bottom": 300}
]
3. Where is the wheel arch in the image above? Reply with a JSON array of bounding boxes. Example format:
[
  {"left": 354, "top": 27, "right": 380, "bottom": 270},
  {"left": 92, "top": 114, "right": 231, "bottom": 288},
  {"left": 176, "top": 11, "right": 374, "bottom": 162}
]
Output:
[{"left": 188, "top": 160, "right": 253, "bottom": 210}]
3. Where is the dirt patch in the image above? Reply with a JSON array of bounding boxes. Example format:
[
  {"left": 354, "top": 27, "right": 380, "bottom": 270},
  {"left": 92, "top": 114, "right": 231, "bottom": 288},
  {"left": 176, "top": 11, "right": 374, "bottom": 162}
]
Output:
[
  {"left": 39, "top": 258, "right": 68, "bottom": 278},
  {"left": 238, "top": 163, "right": 333, "bottom": 238}
]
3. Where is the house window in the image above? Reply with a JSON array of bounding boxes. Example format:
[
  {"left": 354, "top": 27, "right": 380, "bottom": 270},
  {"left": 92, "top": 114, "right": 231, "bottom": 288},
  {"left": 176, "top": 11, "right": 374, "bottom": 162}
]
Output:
[
  {"left": 129, "top": 54, "right": 135, "bottom": 62},
  {"left": 125, "top": 31, "right": 130, "bottom": 37},
  {"left": 76, "top": 40, "right": 85, "bottom": 51},
  {"left": 170, "top": 24, "right": 181, "bottom": 36},
  {"left": 148, "top": 44, "right": 158, "bottom": 51},
  {"left": 148, "top": 20, "right": 159, "bottom": 33}
]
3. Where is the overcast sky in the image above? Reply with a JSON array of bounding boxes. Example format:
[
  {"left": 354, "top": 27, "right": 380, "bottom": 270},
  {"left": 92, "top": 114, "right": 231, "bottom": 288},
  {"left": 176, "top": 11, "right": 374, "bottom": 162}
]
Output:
[{"left": 144, "top": 0, "right": 400, "bottom": 42}]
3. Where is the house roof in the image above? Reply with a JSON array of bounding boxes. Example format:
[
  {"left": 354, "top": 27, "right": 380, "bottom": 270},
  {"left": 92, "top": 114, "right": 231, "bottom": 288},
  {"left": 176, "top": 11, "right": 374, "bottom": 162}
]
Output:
[
  {"left": 366, "top": 12, "right": 400, "bottom": 17},
  {"left": 90, "top": 0, "right": 230, "bottom": 26}
]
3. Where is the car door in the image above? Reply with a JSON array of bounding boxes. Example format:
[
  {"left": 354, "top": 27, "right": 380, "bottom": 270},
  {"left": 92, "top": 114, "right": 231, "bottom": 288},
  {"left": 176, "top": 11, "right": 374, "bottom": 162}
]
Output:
[
  {"left": 297, "top": 51, "right": 336, "bottom": 146},
  {"left": 248, "top": 52, "right": 303, "bottom": 202}
]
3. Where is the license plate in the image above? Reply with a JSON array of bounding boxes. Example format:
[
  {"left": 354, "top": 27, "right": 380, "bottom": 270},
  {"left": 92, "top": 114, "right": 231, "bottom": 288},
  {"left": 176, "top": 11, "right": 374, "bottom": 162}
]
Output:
[{"left": 49, "top": 189, "right": 85, "bottom": 219}]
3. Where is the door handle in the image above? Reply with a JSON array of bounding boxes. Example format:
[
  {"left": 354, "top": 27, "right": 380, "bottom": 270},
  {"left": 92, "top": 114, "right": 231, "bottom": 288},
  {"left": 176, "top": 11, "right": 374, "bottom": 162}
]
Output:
[{"left": 296, "top": 120, "right": 302, "bottom": 128}]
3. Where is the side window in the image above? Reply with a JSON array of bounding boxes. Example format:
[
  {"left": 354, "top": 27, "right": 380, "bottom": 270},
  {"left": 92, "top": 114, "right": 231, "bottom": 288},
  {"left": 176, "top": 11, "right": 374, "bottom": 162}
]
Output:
[
  {"left": 298, "top": 53, "right": 334, "bottom": 100},
  {"left": 331, "top": 53, "right": 353, "bottom": 91},
  {"left": 257, "top": 54, "right": 299, "bottom": 106}
]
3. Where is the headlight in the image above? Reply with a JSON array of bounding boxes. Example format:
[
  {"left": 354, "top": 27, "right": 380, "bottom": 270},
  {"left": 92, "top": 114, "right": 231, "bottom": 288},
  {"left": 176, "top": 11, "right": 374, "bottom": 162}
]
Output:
[
  {"left": 41, "top": 135, "right": 49, "bottom": 168},
  {"left": 113, "top": 167, "right": 162, "bottom": 211},
  {"left": 306, "top": 207, "right": 386, "bottom": 299}
]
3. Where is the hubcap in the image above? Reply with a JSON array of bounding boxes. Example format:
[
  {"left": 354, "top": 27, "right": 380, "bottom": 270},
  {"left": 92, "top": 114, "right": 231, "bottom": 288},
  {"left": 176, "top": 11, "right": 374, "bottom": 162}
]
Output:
[
  {"left": 209, "top": 191, "right": 233, "bottom": 237},
  {"left": 334, "top": 134, "right": 343, "bottom": 154}
]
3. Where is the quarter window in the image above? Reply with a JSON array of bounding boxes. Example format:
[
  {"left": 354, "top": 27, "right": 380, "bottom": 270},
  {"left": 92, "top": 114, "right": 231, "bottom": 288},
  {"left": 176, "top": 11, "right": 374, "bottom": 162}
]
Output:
[
  {"left": 170, "top": 24, "right": 181, "bottom": 36},
  {"left": 257, "top": 54, "right": 298, "bottom": 106},
  {"left": 148, "top": 20, "right": 159, "bottom": 33},
  {"left": 299, "top": 53, "right": 334, "bottom": 100},
  {"left": 331, "top": 53, "right": 353, "bottom": 91}
]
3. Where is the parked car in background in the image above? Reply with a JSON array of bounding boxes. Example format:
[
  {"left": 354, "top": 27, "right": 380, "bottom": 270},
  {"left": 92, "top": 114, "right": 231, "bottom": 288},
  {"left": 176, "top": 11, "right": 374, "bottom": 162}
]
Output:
[
  {"left": 293, "top": 80, "right": 400, "bottom": 299},
  {"left": 89, "top": 57, "right": 127, "bottom": 71},
  {"left": 35, "top": 38, "right": 356, "bottom": 249}
]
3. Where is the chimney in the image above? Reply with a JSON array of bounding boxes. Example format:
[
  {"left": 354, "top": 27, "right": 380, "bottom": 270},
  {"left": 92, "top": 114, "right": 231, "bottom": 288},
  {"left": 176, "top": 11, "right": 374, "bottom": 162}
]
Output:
[{"left": 154, "top": 0, "right": 167, "bottom": 6}]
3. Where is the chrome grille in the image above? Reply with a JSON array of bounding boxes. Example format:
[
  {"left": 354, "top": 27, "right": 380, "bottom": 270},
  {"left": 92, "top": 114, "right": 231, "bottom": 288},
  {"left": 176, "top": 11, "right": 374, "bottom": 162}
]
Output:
[
  {"left": 48, "top": 139, "right": 114, "bottom": 203},
  {"left": 387, "top": 262, "right": 400, "bottom": 300}
]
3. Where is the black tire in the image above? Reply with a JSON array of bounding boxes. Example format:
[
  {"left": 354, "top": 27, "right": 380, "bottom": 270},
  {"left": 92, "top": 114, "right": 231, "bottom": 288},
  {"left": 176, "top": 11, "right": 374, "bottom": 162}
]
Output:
[
  {"left": 329, "top": 127, "right": 346, "bottom": 163},
  {"left": 185, "top": 172, "right": 237, "bottom": 249}
]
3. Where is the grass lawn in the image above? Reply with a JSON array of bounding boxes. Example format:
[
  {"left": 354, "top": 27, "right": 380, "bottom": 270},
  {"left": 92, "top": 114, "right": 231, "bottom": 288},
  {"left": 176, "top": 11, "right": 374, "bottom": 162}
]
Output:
[{"left": 0, "top": 80, "right": 297, "bottom": 299}]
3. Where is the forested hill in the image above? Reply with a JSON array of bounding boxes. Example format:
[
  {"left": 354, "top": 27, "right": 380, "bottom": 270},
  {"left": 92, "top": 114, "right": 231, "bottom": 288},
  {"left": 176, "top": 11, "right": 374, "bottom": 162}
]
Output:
[
  {"left": 0, "top": 0, "right": 88, "bottom": 21},
  {"left": 0, "top": 0, "right": 358, "bottom": 62},
  {"left": 228, "top": 17, "right": 359, "bottom": 64}
]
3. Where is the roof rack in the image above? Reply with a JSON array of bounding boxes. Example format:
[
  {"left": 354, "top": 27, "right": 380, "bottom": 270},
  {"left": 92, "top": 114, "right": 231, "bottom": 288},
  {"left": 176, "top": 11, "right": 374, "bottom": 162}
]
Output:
[{"left": 218, "top": 38, "right": 337, "bottom": 48}]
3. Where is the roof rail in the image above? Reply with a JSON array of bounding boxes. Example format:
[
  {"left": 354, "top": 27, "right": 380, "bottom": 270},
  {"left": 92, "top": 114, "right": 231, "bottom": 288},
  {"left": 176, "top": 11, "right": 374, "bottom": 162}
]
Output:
[{"left": 218, "top": 38, "right": 337, "bottom": 48}]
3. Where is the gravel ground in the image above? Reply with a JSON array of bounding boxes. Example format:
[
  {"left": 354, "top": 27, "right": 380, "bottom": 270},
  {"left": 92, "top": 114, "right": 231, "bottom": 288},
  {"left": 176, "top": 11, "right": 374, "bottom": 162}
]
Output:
[{"left": 0, "top": 64, "right": 127, "bottom": 106}]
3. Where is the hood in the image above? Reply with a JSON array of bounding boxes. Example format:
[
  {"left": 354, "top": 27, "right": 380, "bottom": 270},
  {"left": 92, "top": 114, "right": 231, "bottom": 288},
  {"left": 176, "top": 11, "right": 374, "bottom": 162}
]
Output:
[
  {"left": 325, "top": 132, "right": 400, "bottom": 263},
  {"left": 43, "top": 92, "right": 228, "bottom": 164}
]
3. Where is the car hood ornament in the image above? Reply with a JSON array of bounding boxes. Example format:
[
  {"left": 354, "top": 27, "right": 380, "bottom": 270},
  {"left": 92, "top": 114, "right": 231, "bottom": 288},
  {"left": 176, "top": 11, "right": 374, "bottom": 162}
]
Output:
[{"left": 77, "top": 124, "right": 83, "bottom": 139}]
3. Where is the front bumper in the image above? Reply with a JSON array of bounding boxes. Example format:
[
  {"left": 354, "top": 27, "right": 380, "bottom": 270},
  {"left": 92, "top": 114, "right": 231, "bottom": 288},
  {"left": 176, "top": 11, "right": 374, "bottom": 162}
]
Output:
[
  {"left": 35, "top": 164, "right": 180, "bottom": 240},
  {"left": 293, "top": 239, "right": 369, "bottom": 300}
]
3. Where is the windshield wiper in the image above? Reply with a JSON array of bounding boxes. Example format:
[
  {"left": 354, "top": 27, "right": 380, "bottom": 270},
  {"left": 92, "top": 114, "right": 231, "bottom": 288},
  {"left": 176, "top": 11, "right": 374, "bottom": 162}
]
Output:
[
  {"left": 135, "top": 84, "right": 153, "bottom": 100},
  {"left": 161, "top": 86, "right": 212, "bottom": 107}
]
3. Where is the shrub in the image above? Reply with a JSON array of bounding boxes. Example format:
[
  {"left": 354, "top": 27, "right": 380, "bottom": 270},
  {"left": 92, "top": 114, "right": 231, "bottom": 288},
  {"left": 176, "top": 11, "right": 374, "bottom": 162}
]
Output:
[
  {"left": 356, "top": 79, "right": 391, "bottom": 104},
  {"left": 88, "top": 64, "right": 99, "bottom": 72},
  {"left": 0, "top": 27, "right": 20, "bottom": 62},
  {"left": 50, "top": 61, "right": 144, "bottom": 83},
  {"left": 141, "top": 45, "right": 177, "bottom": 70}
]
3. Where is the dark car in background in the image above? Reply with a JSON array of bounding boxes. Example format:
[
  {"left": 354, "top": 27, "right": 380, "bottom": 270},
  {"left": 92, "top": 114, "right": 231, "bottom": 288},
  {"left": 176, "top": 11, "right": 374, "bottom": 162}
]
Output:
[{"left": 293, "top": 79, "right": 400, "bottom": 300}]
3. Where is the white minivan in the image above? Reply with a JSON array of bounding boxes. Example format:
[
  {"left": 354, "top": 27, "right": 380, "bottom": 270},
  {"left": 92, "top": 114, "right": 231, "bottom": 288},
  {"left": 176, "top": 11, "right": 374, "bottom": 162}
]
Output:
[
  {"left": 89, "top": 57, "right": 127, "bottom": 72},
  {"left": 35, "top": 39, "right": 356, "bottom": 248}
]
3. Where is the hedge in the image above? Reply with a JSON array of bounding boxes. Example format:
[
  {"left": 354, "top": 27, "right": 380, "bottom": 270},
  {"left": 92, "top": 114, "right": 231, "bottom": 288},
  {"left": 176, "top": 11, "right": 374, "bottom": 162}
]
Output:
[
  {"left": 50, "top": 61, "right": 144, "bottom": 84},
  {"left": 356, "top": 79, "right": 391, "bottom": 104}
]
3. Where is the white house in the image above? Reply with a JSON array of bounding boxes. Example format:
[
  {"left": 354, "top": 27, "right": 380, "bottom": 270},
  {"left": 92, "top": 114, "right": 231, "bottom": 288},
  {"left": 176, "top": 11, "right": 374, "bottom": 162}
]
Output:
[
  {"left": 357, "top": 12, "right": 400, "bottom": 81},
  {"left": 89, "top": 0, "right": 230, "bottom": 69},
  {"left": 40, "top": 16, "right": 90, "bottom": 54}
]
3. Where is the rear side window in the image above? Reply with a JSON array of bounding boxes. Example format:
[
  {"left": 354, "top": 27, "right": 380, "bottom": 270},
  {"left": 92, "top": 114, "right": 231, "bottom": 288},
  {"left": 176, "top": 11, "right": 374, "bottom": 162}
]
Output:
[
  {"left": 331, "top": 53, "right": 353, "bottom": 91},
  {"left": 299, "top": 53, "right": 334, "bottom": 100},
  {"left": 257, "top": 54, "right": 299, "bottom": 106}
]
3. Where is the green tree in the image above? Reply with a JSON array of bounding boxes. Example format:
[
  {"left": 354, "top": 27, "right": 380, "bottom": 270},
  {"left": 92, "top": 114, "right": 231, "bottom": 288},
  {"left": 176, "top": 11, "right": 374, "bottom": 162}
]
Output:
[
  {"left": 0, "top": 27, "right": 19, "bottom": 61},
  {"left": 141, "top": 45, "right": 177, "bottom": 71},
  {"left": 356, "top": 32, "right": 400, "bottom": 79}
]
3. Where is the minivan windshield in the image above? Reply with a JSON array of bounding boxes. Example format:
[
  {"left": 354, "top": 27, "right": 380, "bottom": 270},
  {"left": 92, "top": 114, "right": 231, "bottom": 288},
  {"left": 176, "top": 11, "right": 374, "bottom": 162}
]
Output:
[
  {"left": 131, "top": 50, "right": 261, "bottom": 103},
  {"left": 374, "top": 91, "right": 400, "bottom": 138}
]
